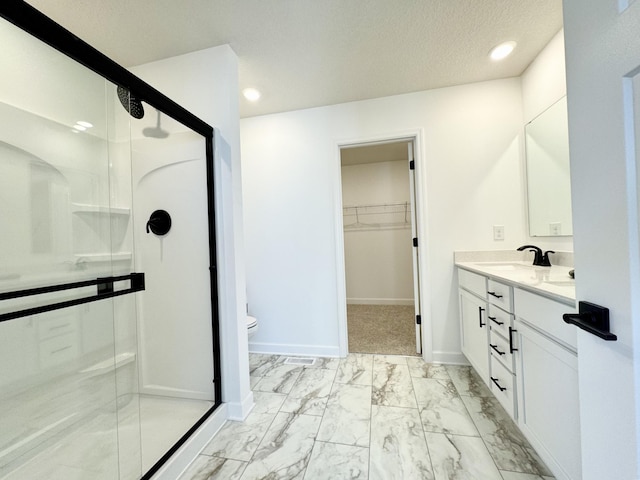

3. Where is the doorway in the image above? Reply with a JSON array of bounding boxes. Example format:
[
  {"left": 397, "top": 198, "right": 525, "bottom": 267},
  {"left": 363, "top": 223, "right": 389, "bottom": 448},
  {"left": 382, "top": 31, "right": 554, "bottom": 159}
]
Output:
[{"left": 340, "top": 139, "right": 421, "bottom": 356}]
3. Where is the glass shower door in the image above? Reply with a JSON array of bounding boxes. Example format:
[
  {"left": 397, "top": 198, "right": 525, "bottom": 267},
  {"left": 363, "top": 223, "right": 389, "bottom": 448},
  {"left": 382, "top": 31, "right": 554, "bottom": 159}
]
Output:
[
  {"left": 0, "top": 16, "right": 142, "bottom": 480},
  {"left": 131, "top": 111, "right": 216, "bottom": 474}
]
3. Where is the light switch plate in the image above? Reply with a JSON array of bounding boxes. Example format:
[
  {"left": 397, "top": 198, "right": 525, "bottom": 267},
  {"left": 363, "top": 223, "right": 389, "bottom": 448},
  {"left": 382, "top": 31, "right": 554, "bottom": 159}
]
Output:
[
  {"left": 550, "top": 222, "right": 562, "bottom": 235},
  {"left": 493, "top": 225, "right": 505, "bottom": 241}
]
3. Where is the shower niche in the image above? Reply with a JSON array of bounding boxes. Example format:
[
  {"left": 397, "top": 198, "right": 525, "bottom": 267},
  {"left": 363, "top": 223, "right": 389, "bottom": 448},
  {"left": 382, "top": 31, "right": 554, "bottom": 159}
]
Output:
[
  {"left": 71, "top": 203, "right": 132, "bottom": 263},
  {"left": 0, "top": 4, "right": 221, "bottom": 480}
]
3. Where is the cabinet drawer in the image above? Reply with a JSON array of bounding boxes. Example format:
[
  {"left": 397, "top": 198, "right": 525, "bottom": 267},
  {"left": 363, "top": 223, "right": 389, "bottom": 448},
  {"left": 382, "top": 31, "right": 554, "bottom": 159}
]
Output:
[
  {"left": 487, "top": 304, "right": 513, "bottom": 338},
  {"left": 490, "top": 328, "right": 514, "bottom": 373},
  {"left": 38, "top": 312, "right": 77, "bottom": 340},
  {"left": 458, "top": 269, "right": 486, "bottom": 298},
  {"left": 39, "top": 333, "right": 78, "bottom": 368},
  {"left": 514, "top": 288, "right": 577, "bottom": 351},
  {"left": 490, "top": 354, "right": 516, "bottom": 418},
  {"left": 487, "top": 279, "right": 513, "bottom": 312}
]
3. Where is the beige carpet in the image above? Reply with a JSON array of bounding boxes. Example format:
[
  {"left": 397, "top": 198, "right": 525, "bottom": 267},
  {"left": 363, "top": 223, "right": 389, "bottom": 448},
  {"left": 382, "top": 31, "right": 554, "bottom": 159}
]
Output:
[{"left": 347, "top": 304, "right": 419, "bottom": 356}]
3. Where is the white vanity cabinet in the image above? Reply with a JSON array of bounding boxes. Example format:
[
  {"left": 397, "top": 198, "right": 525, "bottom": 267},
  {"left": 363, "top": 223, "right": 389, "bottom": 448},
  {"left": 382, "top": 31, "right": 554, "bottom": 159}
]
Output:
[
  {"left": 458, "top": 269, "right": 489, "bottom": 381},
  {"left": 513, "top": 288, "right": 580, "bottom": 480},
  {"left": 456, "top": 263, "right": 580, "bottom": 480}
]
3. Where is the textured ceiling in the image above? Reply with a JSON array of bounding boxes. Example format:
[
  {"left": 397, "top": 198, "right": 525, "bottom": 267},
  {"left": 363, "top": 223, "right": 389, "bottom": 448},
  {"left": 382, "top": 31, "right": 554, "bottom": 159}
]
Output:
[{"left": 24, "top": 0, "right": 563, "bottom": 118}]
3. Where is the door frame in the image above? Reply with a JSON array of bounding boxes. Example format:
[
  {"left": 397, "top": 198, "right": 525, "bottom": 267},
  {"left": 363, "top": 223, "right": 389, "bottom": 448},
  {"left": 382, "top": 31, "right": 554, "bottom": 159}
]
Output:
[{"left": 334, "top": 130, "right": 432, "bottom": 360}]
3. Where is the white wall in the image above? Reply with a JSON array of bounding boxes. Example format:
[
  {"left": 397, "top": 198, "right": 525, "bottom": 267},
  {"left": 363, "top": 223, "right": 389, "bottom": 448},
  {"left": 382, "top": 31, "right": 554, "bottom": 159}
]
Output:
[
  {"left": 131, "top": 45, "right": 251, "bottom": 419},
  {"left": 563, "top": 3, "right": 640, "bottom": 478},
  {"left": 521, "top": 29, "right": 573, "bottom": 252},
  {"left": 131, "top": 133, "right": 215, "bottom": 401},
  {"left": 241, "top": 78, "right": 525, "bottom": 361},
  {"left": 522, "top": 30, "right": 567, "bottom": 122},
  {"left": 342, "top": 160, "right": 414, "bottom": 304}
]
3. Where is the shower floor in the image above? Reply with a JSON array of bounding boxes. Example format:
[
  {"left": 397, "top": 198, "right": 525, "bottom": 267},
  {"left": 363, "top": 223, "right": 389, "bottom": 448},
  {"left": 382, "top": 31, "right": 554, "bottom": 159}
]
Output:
[
  {"left": 0, "top": 394, "right": 213, "bottom": 480},
  {"left": 140, "top": 395, "right": 214, "bottom": 472}
]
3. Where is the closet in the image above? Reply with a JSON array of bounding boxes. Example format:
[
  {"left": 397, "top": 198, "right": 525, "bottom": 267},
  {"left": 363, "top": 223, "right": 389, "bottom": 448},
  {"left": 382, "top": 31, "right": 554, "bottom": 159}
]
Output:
[{"left": 340, "top": 141, "right": 418, "bottom": 355}]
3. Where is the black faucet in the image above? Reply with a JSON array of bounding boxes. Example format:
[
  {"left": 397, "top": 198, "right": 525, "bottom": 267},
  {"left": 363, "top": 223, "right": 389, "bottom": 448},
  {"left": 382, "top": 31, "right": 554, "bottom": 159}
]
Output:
[{"left": 517, "top": 245, "right": 555, "bottom": 267}]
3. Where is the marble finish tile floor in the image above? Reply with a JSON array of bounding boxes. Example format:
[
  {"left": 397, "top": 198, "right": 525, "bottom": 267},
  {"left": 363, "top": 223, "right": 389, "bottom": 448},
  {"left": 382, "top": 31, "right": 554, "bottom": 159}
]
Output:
[{"left": 179, "top": 354, "right": 555, "bottom": 480}]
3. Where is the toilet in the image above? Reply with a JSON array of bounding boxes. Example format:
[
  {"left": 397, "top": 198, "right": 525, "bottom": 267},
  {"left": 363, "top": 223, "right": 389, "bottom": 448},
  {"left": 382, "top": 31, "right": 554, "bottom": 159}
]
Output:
[{"left": 247, "top": 315, "right": 258, "bottom": 337}]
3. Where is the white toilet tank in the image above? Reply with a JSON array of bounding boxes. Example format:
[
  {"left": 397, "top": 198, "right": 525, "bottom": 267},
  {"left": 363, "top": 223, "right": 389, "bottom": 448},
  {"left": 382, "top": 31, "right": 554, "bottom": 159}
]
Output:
[{"left": 247, "top": 315, "right": 258, "bottom": 337}]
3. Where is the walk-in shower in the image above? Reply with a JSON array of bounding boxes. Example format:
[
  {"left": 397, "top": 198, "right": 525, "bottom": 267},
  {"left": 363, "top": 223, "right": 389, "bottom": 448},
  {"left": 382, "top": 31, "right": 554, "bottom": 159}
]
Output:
[{"left": 0, "top": 3, "right": 221, "bottom": 479}]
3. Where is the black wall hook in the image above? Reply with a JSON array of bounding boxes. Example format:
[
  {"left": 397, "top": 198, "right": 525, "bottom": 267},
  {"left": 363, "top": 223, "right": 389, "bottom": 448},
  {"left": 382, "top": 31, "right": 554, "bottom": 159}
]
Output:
[{"left": 146, "top": 210, "right": 171, "bottom": 236}]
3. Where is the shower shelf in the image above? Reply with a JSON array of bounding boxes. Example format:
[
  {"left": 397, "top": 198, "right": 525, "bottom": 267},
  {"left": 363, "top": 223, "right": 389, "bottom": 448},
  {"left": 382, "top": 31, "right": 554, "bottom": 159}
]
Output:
[
  {"left": 71, "top": 203, "right": 130, "bottom": 216},
  {"left": 74, "top": 252, "right": 132, "bottom": 263},
  {"left": 80, "top": 351, "right": 136, "bottom": 375}
]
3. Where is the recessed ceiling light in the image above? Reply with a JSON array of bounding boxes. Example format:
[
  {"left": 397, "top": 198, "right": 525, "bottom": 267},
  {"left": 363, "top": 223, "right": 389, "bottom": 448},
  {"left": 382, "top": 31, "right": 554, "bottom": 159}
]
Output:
[
  {"left": 242, "top": 88, "right": 261, "bottom": 102},
  {"left": 73, "top": 124, "right": 87, "bottom": 131},
  {"left": 489, "top": 41, "right": 517, "bottom": 61},
  {"left": 76, "top": 120, "right": 93, "bottom": 128}
]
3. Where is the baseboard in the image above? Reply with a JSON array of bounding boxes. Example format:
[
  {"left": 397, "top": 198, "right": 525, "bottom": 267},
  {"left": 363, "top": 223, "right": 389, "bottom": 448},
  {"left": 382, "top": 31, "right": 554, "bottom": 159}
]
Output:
[
  {"left": 151, "top": 403, "right": 228, "bottom": 480},
  {"left": 248, "top": 341, "right": 341, "bottom": 358},
  {"left": 347, "top": 298, "right": 414, "bottom": 306},
  {"left": 226, "top": 391, "right": 254, "bottom": 421},
  {"left": 431, "top": 351, "right": 469, "bottom": 365}
]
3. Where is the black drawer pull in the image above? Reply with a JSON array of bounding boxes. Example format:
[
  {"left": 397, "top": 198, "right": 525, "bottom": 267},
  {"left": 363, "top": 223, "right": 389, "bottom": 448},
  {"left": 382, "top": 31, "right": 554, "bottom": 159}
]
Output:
[
  {"left": 488, "top": 316, "right": 504, "bottom": 326},
  {"left": 509, "top": 326, "right": 518, "bottom": 353},
  {"left": 490, "top": 344, "right": 506, "bottom": 355},
  {"left": 478, "top": 306, "right": 485, "bottom": 327},
  {"left": 51, "top": 345, "right": 72, "bottom": 355},
  {"left": 488, "top": 291, "right": 503, "bottom": 299},
  {"left": 491, "top": 377, "right": 507, "bottom": 391},
  {"left": 49, "top": 324, "right": 71, "bottom": 331}
]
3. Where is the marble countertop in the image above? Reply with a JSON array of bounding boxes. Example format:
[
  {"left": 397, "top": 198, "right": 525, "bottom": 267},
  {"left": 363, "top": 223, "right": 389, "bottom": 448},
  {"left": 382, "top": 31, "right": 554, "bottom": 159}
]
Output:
[{"left": 455, "top": 255, "right": 576, "bottom": 306}]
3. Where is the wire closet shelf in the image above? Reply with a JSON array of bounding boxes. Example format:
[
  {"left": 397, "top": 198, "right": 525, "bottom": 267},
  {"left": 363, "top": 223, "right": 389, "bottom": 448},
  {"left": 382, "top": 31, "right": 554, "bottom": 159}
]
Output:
[{"left": 343, "top": 201, "right": 412, "bottom": 230}]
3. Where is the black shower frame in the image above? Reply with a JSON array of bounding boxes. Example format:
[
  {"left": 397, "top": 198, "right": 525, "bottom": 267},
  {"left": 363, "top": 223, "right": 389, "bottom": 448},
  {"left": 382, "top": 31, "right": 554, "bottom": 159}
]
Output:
[{"left": 0, "top": 2, "right": 223, "bottom": 479}]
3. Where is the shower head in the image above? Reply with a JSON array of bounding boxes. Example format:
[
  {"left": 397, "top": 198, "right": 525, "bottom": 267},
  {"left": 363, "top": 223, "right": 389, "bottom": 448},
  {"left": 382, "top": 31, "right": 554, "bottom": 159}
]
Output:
[
  {"left": 143, "top": 110, "right": 169, "bottom": 139},
  {"left": 117, "top": 85, "right": 144, "bottom": 119}
]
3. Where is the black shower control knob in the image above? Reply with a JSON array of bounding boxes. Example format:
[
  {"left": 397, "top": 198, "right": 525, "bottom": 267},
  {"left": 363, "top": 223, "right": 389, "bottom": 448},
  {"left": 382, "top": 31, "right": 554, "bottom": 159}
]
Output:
[{"left": 146, "top": 210, "right": 171, "bottom": 235}]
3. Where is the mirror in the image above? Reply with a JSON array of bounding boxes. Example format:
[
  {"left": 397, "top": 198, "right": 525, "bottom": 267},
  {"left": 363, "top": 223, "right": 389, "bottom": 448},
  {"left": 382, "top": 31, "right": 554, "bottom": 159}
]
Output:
[{"left": 525, "top": 96, "right": 573, "bottom": 236}]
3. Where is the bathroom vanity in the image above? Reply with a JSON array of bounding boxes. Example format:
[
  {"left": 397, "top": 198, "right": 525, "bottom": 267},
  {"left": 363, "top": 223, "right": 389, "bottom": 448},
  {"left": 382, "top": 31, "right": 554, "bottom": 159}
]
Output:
[{"left": 455, "top": 252, "right": 580, "bottom": 480}]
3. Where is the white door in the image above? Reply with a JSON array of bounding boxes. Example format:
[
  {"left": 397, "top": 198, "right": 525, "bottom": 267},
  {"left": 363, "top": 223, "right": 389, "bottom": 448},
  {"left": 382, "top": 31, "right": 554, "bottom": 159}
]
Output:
[
  {"left": 563, "top": 1, "right": 640, "bottom": 478},
  {"left": 408, "top": 140, "right": 422, "bottom": 354}
]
